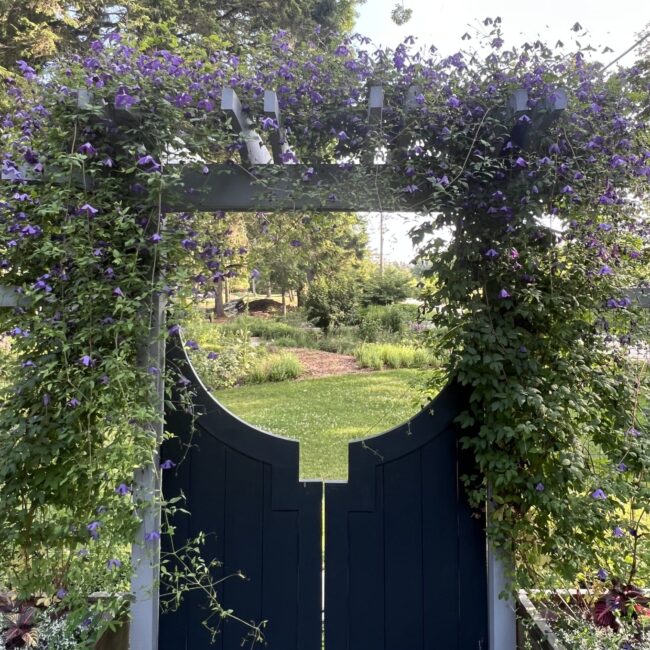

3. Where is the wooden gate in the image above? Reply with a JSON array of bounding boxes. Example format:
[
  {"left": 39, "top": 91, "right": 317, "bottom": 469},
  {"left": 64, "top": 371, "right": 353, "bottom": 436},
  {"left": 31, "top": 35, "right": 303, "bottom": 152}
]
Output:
[{"left": 160, "top": 340, "right": 487, "bottom": 649}]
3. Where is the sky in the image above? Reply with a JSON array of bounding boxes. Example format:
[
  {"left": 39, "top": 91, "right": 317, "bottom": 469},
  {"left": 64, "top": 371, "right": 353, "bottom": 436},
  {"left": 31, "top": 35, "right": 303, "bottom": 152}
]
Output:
[{"left": 354, "top": 0, "right": 650, "bottom": 264}]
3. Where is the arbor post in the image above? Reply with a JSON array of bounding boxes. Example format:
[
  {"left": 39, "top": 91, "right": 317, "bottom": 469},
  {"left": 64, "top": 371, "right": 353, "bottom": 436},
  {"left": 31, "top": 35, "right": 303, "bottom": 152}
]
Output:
[{"left": 130, "top": 290, "right": 166, "bottom": 650}]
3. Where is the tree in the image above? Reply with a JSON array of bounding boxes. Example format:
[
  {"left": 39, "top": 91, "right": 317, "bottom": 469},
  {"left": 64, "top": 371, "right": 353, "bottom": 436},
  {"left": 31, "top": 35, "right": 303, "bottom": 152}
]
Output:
[{"left": 0, "top": 0, "right": 365, "bottom": 71}]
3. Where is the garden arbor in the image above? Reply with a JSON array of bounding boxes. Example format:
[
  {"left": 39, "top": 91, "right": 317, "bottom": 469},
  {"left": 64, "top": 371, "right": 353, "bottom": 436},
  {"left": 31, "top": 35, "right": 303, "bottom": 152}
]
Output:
[
  {"left": 145, "top": 83, "right": 568, "bottom": 650},
  {"left": 1, "top": 31, "right": 648, "bottom": 650}
]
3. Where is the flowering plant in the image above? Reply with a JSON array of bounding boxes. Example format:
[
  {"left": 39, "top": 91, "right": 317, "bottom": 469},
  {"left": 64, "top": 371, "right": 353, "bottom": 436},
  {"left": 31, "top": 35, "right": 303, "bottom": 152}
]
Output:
[{"left": 0, "top": 19, "right": 647, "bottom": 631}]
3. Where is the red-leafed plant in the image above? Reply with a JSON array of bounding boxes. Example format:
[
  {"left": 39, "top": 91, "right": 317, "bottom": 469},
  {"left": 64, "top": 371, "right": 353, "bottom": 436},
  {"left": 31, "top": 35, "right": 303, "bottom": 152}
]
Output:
[
  {"left": 2, "top": 606, "right": 39, "bottom": 648},
  {"left": 593, "top": 580, "right": 650, "bottom": 632}
]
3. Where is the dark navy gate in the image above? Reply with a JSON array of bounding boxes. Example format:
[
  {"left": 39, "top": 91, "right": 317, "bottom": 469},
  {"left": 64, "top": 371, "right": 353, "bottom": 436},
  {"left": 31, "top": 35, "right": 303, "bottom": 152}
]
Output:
[
  {"left": 159, "top": 340, "right": 323, "bottom": 650},
  {"left": 324, "top": 386, "right": 488, "bottom": 649},
  {"left": 160, "top": 340, "right": 488, "bottom": 649}
]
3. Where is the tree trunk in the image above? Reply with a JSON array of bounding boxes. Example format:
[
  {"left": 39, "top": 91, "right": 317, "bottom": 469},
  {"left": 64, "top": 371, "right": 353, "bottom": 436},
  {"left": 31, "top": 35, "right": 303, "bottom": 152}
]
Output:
[
  {"left": 296, "top": 284, "right": 304, "bottom": 308},
  {"left": 214, "top": 281, "right": 225, "bottom": 318},
  {"left": 266, "top": 282, "right": 272, "bottom": 298},
  {"left": 281, "top": 290, "right": 287, "bottom": 316},
  {"left": 251, "top": 277, "right": 257, "bottom": 295},
  {"left": 224, "top": 277, "right": 230, "bottom": 303}
]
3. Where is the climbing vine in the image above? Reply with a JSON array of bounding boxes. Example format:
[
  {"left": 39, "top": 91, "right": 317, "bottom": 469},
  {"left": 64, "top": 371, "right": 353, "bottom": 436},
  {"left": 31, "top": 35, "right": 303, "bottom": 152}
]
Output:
[{"left": 0, "top": 19, "right": 648, "bottom": 635}]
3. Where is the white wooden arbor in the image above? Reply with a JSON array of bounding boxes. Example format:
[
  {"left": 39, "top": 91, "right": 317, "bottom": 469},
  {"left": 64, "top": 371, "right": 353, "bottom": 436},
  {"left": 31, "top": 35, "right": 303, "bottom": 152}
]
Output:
[{"left": 2, "top": 82, "right": 647, "bottom": 650}]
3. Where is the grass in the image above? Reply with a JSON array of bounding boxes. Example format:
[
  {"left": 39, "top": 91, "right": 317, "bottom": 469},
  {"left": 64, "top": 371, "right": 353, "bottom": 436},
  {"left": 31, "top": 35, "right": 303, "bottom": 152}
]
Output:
[
  {"left": 247, "top": 352, "right": 303, "bottom": 383},
  {"left": 213, "top": 369, "right": 435, "bottom": 480},
  {"left": 355, "top": 342, "right": 433, "bottom": 370}
]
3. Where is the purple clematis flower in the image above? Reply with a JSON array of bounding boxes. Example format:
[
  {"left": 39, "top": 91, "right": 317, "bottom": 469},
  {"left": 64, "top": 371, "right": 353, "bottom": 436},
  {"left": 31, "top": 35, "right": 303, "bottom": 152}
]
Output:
[
  {"left": 535, "top": 483, "right": 545, "bottom": 492},
  {"left": 598, "top": 265, "right": 613, "bottom": 276},
  {"left": 597, "top": 568, "right": 608, "bottom": 581},
  {"left": 207, "top": 352, "right": 219, "bottom": 361},
  {"left": 115, "top": 90, "right": 138, "bottom": 110},
  {"left": 485, "top": 248, "right": 498, "bottom": 258},
  {"left": 113, "top": 287, "right": 125, "bottom": 297},
  {"left": 80, "top": 355, "right": 92, "bottom": 367},
  {"left": 150, "top": 233, "right": 162, "bottom": 243},
  {"left": 617, "top": 463, "right": 627, "bottom": 472},
  {"left": 115, "top": 483, "right": 131, "bottom": 496},
  {"left": 78, "top": 142, "right": 97, "bottom": 156},
  {"left": 591, "top": 488, "right": 607, "bottom": 500},
  {"left": 499, "top": 289, "right": 511, "bottom": 299},
  {"left": 79, "top": 203, "right": 98, "bottom": 217},
  {"left": 145, "top": 530, "right": 161, "bottom": 543},
  {"left": 613, "top": 526, "right": 625, "bottom": 538},
  {"left": 627, "top": 427, "right": 641, "bottom": 437},
  {"left": 107, "top": 558, "right": 122, "bottom": 570},
  {"left": 87, "top": 521, "right": 101, "bottom": 539},
  {"left": 515, "top": 157, "right": 527, "bottom": 168},
  {"left": 185, "top": 340, "right": 199, "bottom": 350},
  {"left": 68, "top": 398, "right": 81, "bottom": 408},
  {"left": 160, "top": 459, "right": 176, "bottom": 470}
]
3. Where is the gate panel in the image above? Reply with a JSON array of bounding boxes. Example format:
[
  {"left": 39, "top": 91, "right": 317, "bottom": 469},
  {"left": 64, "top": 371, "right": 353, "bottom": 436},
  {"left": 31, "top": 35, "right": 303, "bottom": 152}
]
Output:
[
  {"left": 160, "top": 340, "right": 322, "bottom": 650},
  {"left": 324, "top": 385, "right": 488, "bottom": 650}
]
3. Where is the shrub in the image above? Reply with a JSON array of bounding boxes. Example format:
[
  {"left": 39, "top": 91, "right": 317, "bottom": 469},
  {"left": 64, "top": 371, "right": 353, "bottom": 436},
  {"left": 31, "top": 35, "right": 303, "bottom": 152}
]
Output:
[
  {"left": 304, "top": 276, "right": 360, "bottom": 330},
  {"left": 358, "top": 304, "right": 421, "bottom": 341},
  {"left": 355, "top": 343, "right": 433, "bottom": 370},
  {"left": 361, "top": 266, "right": 415, "bottom": 306},
  {"left": 247, "top": 353, "right": 303, "bottom": 383}
]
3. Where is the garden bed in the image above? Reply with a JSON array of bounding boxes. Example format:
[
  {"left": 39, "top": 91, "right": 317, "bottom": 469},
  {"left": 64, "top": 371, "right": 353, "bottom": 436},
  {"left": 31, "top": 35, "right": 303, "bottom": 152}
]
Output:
[{"left": 517, "top": 589, "right": 650, "bottom": 650}]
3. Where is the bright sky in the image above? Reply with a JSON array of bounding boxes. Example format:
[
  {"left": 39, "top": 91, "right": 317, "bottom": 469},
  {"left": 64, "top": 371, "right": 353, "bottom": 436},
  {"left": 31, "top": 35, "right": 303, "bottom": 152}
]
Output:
[{"left": 355, "top": 0, "right": 650, "bottom": 264}]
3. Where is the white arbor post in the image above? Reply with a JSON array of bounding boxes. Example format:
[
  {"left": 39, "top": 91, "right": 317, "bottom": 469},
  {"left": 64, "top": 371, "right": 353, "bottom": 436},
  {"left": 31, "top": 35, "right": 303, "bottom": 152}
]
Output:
[
  {"left": 129, "top": 291, "right": 166, "bottom": 650},
  {"left": 487, "top": 539, "right": 517, "bottom": 650}
]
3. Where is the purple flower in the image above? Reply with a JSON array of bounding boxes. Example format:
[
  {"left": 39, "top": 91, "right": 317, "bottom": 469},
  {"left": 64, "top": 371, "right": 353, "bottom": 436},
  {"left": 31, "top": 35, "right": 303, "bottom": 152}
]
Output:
[
  {"left": 598, "top": 223, "right": 613, "bottom": 232},
  {"left": 337, "top": 131, "right": 349, "bottom": 142},
  {"left": 499, "top": 289, "right": 511, "bottom": 299},
  {"left": 56, "top": 588, "right": 68, "bottom": 599},
  {"left": 113, "top": 287, "right": 125, "bottom": 297},
  {"left": 168, "top": 324, "right": 181, "bottom": 336},
  {"left": 145, "top": 530, "right": 161, "bottom": 543},
  {"left": 87, "top": 520, "right": 101, "bottom": 539},
  {"left": 21, "top": 360, "right": 35, "bottom": 368},
  {"left": 447, "top": 96, "right": 461, "bottom": 108},
  {"left": 613, "top": 526, "right": 625, "bottom": 538},
  {"left": 598, "top": 265, "right": 613, "bottom": 276},
  {"left": 148, "top": 366, "right": 159, "bottom": 375},
  {"left": 79, "top": 203, "right": 98, "bottom": 217},
  {"left": 290, "top": 240, "right": 302, "bottom": 247},
  {"left": 115, "top": 90, "right": 138, "bottom": 110},
  {"left": 115, "top": 483, "right": 131, "bottom": 496},
  {"left": 160, "top": 459, "right": 176, "bottom": 470},
  {"left": 597, "top": 568, "right": 608, "bottom": 581},
  {"left": 150, "top": 233, "right": 162, "bottom": 243},
  {"left": 261, "top": 117, "right": 278, "bottom": 130},
  {"left": 207, "top": 352, "right": 219, "bottom": 361},
  {"left": 485, "top": 248, "right": 499, "bottom": 258},
  {"left": 549, "top": 143, "right": 561, "bottom": 155},
  {"left": 107, "top": 558, "right": 122, "bottom": 570},
  {"left": 137, "top": 154, "right": 161, "bottom": 172},
  {"left": 68, "top": 398, "right": 81, "bottom": 408},
  {"left": 617, "top": 463, "right": 627, "bottom": 472},
  {"left": 185, "top": 340, "right": 199, "bottom": 350},
  {"left": 250, "top": 268, "right": 261, "bottom": 280},
  {"left": 535, "top": 483, "right": 545, "bottom": 492},
  {"left": 78, "top": 142, "right": 97, "bottom": 157},
  {"left": 627, "top": 427, "right": 641, "bottom": 437},
  {"left": 561, "top": 185, "right": 574, "bottom": 194},
  {"left": 80, "top": 355, "right": 92, "bottom": 367},
  {"left": 515, "top": 157, "right": 527, "bottom": 168},
  {"left": 43, "top": 393, "right": 50, "bottom": 406},
  {"left": 591, "top": 488, "right": 607, "bottom": 500}
]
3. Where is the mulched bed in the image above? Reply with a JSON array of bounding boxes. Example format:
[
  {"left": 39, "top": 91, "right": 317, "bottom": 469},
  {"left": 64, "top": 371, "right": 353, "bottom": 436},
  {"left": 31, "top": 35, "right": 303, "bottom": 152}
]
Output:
[{"left": 286, "top": 348, "right": 372, "bottom": 379}]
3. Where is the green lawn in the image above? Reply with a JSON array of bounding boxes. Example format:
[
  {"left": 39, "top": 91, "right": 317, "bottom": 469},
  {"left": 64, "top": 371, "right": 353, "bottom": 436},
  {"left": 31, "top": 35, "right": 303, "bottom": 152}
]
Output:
[{"left": 213, "top": 369, "right": 435, "bottom": 480}]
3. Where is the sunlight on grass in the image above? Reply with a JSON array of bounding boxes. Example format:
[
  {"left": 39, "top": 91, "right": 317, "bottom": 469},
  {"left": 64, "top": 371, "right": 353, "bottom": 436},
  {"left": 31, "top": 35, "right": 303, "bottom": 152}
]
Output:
[{"left": 213, "top": 369, "right": 438, "bottom": 480}]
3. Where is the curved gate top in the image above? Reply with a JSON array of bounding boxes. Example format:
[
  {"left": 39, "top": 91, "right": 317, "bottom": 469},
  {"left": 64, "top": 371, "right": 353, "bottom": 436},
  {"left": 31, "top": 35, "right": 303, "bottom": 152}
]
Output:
[{"left": 160, "top": 338, "right": 487, "bottom": 650}]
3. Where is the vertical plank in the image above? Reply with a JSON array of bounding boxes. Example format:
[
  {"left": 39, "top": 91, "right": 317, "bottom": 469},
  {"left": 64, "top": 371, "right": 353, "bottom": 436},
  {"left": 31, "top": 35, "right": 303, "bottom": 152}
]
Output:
[
  {"left": 457, "top": 438, "right": 489, "bottom": 649},
  {"left": 421, "top": 430, "right": 459, "bottom": 648},
  {"left": 383, "top": 452, "right": 423, "bottom": 650},
  {"left": 159, "top": 413, "right": 191, "bottom": 650},
  {"left": 187, "top": 432, "right": 225, "bottom": 650},
  {"left": 347, "top": 470, "right": 384, "bottom": 649},
  {"left": 296, "top": 480, "right": 324, "bottom": 650},
  {"left": 262, "top": 464, "right": 298, "bottom": 649},
  {"left": 222, "top": 449, "right": 265, "bottom": 648}
]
